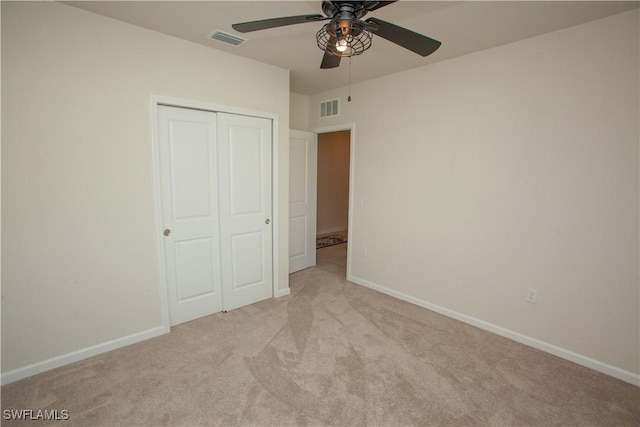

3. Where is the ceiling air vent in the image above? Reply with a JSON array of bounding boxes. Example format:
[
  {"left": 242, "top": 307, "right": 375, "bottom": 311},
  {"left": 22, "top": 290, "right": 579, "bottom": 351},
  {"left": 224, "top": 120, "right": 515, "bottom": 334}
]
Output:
[
  {"left": 208, "top": 30, "right": 247, "bottom": 47},
  {"left": 320, "top": 99, "right": 339, "bottom": 118}
]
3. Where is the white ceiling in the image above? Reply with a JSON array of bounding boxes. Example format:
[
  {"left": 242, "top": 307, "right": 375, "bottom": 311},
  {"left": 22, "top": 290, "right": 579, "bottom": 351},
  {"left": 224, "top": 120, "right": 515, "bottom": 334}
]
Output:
[{"left": 64, "top": 1, "right": 638, "bottom": 95}]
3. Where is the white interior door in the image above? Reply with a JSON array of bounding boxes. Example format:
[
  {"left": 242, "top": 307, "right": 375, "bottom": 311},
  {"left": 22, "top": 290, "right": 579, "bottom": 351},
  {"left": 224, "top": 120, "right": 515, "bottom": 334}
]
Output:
[
  {"left": 217, "top": 113, "right": 273, "bottom": 311},
  {"left": 288, "top": 130, "right": 317, "bottom": 273},
  {"left": 158, "top": 106, "right": 222, "bottom": 326}
]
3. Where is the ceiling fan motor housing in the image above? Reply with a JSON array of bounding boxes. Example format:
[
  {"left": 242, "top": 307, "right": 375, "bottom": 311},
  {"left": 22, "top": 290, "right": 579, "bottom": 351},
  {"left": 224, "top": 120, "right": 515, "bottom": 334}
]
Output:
[{"left": 321, "top": 1, "right": 369, "bottom": 21}]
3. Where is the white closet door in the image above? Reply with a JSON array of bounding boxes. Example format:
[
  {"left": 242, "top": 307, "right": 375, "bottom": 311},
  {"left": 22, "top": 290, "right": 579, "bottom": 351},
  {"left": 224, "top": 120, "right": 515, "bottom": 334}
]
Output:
[
  {"left": 158, "top": 106, "right": 222, "bottom": 325},
  {"left": 289, "top": 130, "right": 317, "bottom": 273},
  {"left": 217, "top": 113, "right": 273, "bottom": 311}
]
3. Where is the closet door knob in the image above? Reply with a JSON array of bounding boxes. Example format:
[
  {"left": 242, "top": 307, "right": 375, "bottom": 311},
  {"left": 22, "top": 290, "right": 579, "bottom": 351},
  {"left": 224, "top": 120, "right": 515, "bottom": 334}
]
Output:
[
  {"left": 163, "top": 229, "right": 171, "bottom": 236},
  {"left": 265, "top": 219, "right": 270, "bottom": 225}
]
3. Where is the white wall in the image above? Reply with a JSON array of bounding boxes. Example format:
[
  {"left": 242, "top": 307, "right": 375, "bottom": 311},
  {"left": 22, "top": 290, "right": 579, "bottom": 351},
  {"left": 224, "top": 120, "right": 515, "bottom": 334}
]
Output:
[
  {"left": 290, "top": 92, "right": 310, "bottom": 131},
  {"left": 1, "top": 2, "right": 290, "bottom": 375},
  {"left": 309, "top": 10, "right": 639, "bottom": 380}
]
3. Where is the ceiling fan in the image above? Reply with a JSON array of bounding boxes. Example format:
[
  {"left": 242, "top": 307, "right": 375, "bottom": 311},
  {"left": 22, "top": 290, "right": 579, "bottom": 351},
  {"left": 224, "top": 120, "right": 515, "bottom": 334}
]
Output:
[{"left": 232, "top": 1, "right": 441, "bottom": 69}]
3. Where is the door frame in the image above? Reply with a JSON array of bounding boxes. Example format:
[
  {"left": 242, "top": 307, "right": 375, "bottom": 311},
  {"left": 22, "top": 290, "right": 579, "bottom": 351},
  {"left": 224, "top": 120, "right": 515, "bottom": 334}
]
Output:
[
  {"left": 150, "top": 95, "right": 280, "bottom": 331},
  {"left": 310, "top": 123, "right": 356, "bottom": 280}
]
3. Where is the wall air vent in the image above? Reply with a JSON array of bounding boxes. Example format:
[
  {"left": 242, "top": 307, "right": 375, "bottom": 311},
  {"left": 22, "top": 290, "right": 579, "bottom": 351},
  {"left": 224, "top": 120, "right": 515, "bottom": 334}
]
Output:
[
  {"left": 320, "top": 99, "right": 339, "bottom": 118},
  {"left": 208, "top": 30, "right": 247, "bottom": 47}
]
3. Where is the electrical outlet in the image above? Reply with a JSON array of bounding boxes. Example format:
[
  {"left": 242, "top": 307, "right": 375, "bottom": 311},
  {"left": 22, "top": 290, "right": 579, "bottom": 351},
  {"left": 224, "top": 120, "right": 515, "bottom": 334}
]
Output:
[{"left": 526, "top": 288, "right": 538, "bottom": 304}]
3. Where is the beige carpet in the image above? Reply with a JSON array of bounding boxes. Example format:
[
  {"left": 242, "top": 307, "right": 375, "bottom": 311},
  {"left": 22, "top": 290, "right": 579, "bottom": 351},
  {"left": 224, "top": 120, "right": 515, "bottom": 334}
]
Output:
[{"left": 2, "top": 244, "right": 639, "bottom": 426}]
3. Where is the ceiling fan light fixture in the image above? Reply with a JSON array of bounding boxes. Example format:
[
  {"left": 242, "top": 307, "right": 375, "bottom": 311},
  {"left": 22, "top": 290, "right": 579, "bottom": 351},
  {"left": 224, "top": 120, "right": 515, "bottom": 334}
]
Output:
[
  {"left": 335, "top": 38, "right": 348, "bottom": 52},
  {"left": 316, "top": 22, "right": 372, "bottom": 57}
]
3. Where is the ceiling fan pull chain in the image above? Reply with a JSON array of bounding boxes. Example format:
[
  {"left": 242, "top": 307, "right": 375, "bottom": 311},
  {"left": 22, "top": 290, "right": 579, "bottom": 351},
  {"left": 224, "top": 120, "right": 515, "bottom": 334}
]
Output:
[{"left": 348, "top": 56, "right": 352, "bottom": 102}]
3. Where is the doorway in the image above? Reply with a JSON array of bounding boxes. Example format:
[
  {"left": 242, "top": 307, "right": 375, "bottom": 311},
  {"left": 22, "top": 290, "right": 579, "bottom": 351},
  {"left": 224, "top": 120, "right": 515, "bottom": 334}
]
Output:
[
  {"left": 288, "top": 124, "right": 355, "bottom": 278},
  {"left": 316, "top": 130, "right": 350, "bottom": 238},
  {"left": 316, "top": 130, "right": 351, "bottom": 274},
  {"left": 310, "top": 123, "right": 356, "bottom": 280}
]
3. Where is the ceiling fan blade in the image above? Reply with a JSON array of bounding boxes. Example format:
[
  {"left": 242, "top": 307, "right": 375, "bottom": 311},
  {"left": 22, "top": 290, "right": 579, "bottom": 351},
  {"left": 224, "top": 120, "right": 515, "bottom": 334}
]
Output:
[
  {"left": 320, "top": 34, "right": 341, "bottom": 69},
  {"left": 232, "top": 14, "right": 326, "bottom": 33},
  {"left": 365, "top": 1, "right": 398, "bottom": 12},
  {"left": 365, "top": 17, "right": 441, "bottom": 57},
  {"left": 320, "top": 50, "right": 341, "bottom": 69}
]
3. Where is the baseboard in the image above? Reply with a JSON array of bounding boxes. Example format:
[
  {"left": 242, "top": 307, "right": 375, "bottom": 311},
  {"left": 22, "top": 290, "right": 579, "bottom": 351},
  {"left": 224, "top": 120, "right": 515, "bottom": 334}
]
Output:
[
  {"left": 276, "top": 287, "right": 291, "bottom": 297},
  {"left": 348, "top": 274, "right": 640, "bottom": 387},
  {"left": 1, "top": 325, "right": 169, "bottom": 386},
  {"left": 4, "top": 283, "right": 636, "bottom": 388},
  {"left": 2, "top": 287, "right": 291, "bottom": 385},
  {"left": 316, "top": 227, "right": 347, "bottom": 237}
]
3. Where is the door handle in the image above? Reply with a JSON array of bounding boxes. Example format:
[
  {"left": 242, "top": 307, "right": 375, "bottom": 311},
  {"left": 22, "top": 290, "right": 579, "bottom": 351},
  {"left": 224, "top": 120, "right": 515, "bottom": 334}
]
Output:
[
  {"left": 265, "top": 219, "right": 270, "bottom": 225},
  {"left": 163, "top": 229, "right": 171, "bottom": 236}
]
